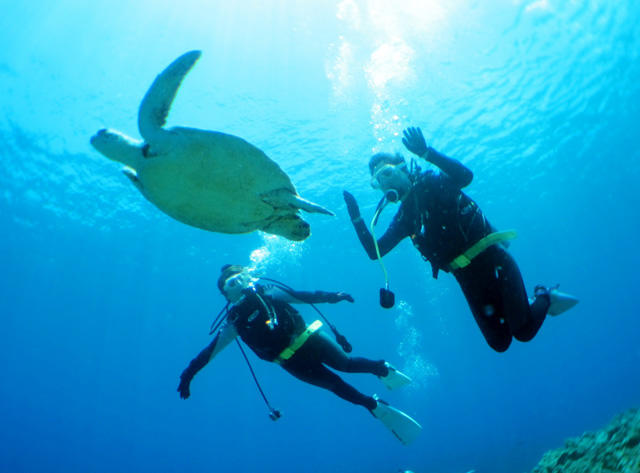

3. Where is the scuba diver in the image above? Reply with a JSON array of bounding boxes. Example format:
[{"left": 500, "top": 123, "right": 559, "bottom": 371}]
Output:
[
  {"left": 177, "top": 264, "right": 422, "bottom": 445},
  {"left": 343, "top": 126, "right": 578, "bottom": 353}
]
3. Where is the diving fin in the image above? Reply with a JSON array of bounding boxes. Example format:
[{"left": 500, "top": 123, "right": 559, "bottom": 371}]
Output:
[
  {"left": 379, "top": 362, "right": 412, "bottom": 390},
  {"left": 548, "top": 288, "right": 579, "bottom": 316},
  {"left": 533, "top": 285, "right": 579, "bottom": 316},
  {"left": 371, "top": 395, "right": 422, "bottom": 445}
]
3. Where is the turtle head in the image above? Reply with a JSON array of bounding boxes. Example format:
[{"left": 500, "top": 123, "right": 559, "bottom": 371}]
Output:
[
  {"left": 262, "top": 216, "right": 311, "bottom": 241},
  {"left": 289, "top": 219, "right": 311, "bottom": 241},
  {"left": 90, "top": 128, "right": 143, "bottom": 169}
]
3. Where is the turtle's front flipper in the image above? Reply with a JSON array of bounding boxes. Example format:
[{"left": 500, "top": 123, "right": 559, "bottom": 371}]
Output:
[
  {"left": 138, "top": 50, "right": 202, "bottom": 142},
  {"left": 122, "top": 167, "right": 144, "bottom": 193},
  {"left": 292, "top": 194, "right": 335, "bottom": 215},
  {"left": 262, "top": 189, "right": 334, "bottom": 216}
]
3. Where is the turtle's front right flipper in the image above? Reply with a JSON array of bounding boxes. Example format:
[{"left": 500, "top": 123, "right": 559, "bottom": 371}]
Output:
[
  {"left": 290, "top": 194, "right": 335, "bottom": 216},
  {"left": 261, "top": 189, "right": 335, "bottom": 216},
  {"left": 138, "top": 50, "right": 202, "bottom": 142}
]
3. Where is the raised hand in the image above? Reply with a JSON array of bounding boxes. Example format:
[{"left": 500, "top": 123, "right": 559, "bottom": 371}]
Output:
[
  {"left": 402, "top": 127, "right": 428, "bottom": 157},
  {"left": 343, "top": 190, "right": 361, "bottom": 221}
]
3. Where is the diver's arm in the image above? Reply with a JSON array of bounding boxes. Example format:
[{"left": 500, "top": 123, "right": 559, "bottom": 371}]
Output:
[
  {"left": 343, "top": 190, "right": 408, "bottom": 259},
  {"left": 177, "top": 321, "right": 237, "bottom": 399},
  {"left": 207, "top": 320, "right": 238, "bottom": 359},
  {"left": 402, "top": 126, "right": 472, "bottom": 187},
  {"left": 265, "top": 285, "right": 354, "bottom": 304},
  {"left": 352, "top": 214, "right": 408, "bottom": 259},
  {"left": 423, "top": 147, "right": 473, "bottom": 188}
]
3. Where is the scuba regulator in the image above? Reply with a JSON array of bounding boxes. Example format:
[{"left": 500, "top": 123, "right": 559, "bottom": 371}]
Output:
[
  {"left": 371, "top": 192, "right": 397, "bottom": 309},
  {"left": 369, "top": 157, "right": 420, "bottom": 309}
]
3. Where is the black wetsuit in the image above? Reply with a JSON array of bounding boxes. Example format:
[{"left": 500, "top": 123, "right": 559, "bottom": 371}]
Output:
[
  {"left": 352, "top": 148, "right": 550, "bottom": 352},
  {"left": 179, "top": 285, "right": 386, "bottom": 410}
]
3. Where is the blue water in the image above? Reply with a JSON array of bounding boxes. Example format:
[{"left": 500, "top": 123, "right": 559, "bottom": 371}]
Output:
[{"left": 1, "top": 1, "right": 639, "bottom": 472}]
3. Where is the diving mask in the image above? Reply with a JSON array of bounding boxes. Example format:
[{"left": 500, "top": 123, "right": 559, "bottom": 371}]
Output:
[
  {"left": 223, "top": 271, "right": 257, "bottom": 302},
  {"left": 370, "top": 162, "right": 408, "bottom": 190}
]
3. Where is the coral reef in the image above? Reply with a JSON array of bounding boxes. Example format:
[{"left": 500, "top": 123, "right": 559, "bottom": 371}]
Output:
[{"left": 531, "top": 408, "right": 640, "bottom": 473}]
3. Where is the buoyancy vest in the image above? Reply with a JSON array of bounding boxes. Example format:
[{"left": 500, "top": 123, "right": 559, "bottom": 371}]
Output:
[
  {"left": 408, "top": 172, "right": 494, "bottom": 278},
  {"left": 228, "top": 289, "right": 306, "bottom": 361}
]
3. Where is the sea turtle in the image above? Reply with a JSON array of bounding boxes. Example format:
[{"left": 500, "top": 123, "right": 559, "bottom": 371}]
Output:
[{"left": 90, "top": 50, "right": 333, "bottom": 241}]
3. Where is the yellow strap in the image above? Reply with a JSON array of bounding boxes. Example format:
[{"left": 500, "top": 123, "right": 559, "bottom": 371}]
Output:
[
  {"left": 370, "top": 207, "right": 389, "bottom": 286},
  {"left": 449, "top": 230, "right": 518, "bottom": 271},
  {"left": 276, "top": 320, "right": 323, "bottom": 362}
]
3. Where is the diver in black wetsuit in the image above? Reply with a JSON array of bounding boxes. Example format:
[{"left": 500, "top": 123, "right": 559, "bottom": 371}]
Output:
[
  {"left": 343, "top": 126, "right": 576, "bottom": 352},
  {"left": 177, "top": 265, "right": 422, "bottom": 443}
]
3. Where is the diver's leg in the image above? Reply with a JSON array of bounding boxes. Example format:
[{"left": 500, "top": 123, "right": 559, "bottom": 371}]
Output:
[
  {"left": 307, "top": 332, "right": 387, "bottom": 376},
  {"left": 492, "top": 247, "right": 550, "bottom": 342},
  {"left": 282, "top": 360, "right": 376, "bottom": 410},
  {"left": 455, "top": 251, "right": 513, "bottom": 352}
]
